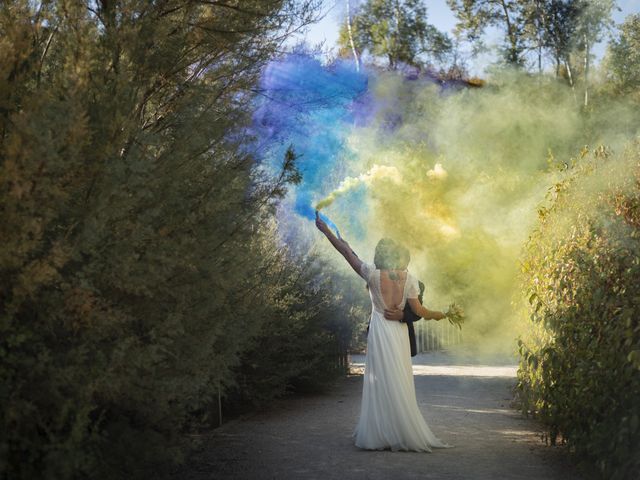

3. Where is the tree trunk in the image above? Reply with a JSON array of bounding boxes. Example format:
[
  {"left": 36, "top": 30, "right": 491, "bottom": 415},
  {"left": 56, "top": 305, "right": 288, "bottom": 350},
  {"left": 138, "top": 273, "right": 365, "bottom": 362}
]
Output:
[
  {"left": 565, "top": 59, "right": 578, "bottom": 106},
  {"left": 537, "top": 43, "right": 542, "bottom": 74},
  {"left": 536, "top": 0, "right": 542, "bottom": 74},
  {"left": 499, "top": 0, "right": 518, "bottom": 65},
  {"left": 391, "top": 0, "right": 401, "bottom": 69},
  {"left": 583, "top": 33, "right": 589, "bottom": 108},
  {"left": 345, "top": 0, "right": 360, "bottom": 72}
]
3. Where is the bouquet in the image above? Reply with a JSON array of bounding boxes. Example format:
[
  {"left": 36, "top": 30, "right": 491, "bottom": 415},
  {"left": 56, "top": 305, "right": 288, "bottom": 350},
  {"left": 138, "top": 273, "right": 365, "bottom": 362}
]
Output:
[{"left": 445, "top": 303, "right": 465, "bottom": 330}]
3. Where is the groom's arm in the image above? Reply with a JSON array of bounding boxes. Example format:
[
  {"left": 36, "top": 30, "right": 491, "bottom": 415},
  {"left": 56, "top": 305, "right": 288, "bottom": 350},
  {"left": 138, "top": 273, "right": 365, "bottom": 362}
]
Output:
[
  {"left": 384, "top": 307, "right": 404, "bottom": 321},
  {"left": 402, "top": 280, "right": 425, "bottom": 323},
  {"left": 384, "top": 280, "right": 426, "bottom": 322}
]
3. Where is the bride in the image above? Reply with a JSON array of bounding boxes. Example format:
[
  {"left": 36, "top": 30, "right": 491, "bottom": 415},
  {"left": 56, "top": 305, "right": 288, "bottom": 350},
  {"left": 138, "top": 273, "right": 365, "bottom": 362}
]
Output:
[{"left": 316, "top": 212, "right": 451, "bottom": 452}]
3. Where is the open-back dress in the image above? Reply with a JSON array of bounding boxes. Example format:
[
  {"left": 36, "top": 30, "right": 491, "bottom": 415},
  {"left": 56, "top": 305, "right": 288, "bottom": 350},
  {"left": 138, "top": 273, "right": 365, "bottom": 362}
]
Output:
[{"left": 353, "top": 262, "right": 450, "bottom": 452}]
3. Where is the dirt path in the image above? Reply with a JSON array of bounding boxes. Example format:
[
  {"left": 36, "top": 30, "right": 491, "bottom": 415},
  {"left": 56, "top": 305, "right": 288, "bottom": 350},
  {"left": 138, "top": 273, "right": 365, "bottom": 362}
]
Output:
[{"left": 175, "top": 352, "right": 582, "bottom": 480}]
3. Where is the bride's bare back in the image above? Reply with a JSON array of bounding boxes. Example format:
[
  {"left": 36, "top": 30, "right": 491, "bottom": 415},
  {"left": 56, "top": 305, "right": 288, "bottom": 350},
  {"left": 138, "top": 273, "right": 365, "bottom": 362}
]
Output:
[{"left": 380, "top": 270, "right": 407, "bottom": 309}]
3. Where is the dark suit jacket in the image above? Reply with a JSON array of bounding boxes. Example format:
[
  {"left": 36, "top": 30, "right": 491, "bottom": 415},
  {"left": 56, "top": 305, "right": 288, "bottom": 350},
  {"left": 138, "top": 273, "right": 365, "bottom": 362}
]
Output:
[{"left": 403, "top": 280, "right": 425, "bottom": 357}]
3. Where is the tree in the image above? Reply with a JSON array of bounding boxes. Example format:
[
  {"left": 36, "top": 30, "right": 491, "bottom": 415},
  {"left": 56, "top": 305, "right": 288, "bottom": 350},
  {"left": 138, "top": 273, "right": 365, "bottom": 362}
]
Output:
[
  {"left": 345, "top": 0, "right": 361, "bottom": 70},
  {"left": 605, "top": 13, "right": 640, "bottom": 97},
  {"left": 541, "top": 0, "right": 615, "bottom": 108},
  {"left": 522, "top": 0, "right": 547, "bottom": 73},
  {"left": 0, "top": 1, "right": 329, "bottom": 478},
  {"left": 537, "top": 0, "right": 582, "bottom": 78},
  {"left": 440, "top": 37, "right": 472, "bottom": 79},
  {"left": 447, "top": 0, "right": 529, "bottom": 66},
  {"left": 338, "top": 0, "right": 452, "bottom": 70},
  {"left": 448, "top": 0, "right": 614, "bottom": 104},
  {"left": 574, "top": 0, "right": 615, "bottom": 107}
]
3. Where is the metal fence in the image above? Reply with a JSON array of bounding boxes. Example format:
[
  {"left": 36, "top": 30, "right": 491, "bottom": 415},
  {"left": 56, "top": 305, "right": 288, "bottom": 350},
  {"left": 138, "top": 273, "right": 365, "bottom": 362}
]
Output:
[{"left": 414, "top": 319, "right": 463, "bottom": 352}]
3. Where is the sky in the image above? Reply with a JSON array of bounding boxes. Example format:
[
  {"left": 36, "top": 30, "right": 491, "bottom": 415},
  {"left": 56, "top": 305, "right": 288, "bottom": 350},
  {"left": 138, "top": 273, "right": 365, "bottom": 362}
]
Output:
[{"left": 291, "top": 0, "right": 640, "bottom": 76}]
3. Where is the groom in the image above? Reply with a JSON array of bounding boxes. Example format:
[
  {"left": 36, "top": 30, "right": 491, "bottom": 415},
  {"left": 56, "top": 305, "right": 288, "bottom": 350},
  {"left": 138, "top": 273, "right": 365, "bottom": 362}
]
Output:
[{"left": 383, "top": 248, "right": 425, "bottom": 357}]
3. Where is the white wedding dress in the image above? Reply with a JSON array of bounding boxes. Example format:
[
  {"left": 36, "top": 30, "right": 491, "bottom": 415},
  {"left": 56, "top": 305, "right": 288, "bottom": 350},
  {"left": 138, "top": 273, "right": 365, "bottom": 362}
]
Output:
[{"left": 353, "top": 262, "right": 451, "bottom": 452}]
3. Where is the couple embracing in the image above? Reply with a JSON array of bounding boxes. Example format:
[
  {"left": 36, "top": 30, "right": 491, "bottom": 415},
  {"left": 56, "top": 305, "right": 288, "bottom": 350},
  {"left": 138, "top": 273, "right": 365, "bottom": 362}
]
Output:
[{"left": 316, "top": 212, "right": 453, "bottom": 452}]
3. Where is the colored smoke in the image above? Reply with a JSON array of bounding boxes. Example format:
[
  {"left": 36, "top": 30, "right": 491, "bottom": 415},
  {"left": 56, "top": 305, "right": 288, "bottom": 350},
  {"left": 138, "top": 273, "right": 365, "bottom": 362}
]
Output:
[
  {"left": 252, "top": 53, "right": 369, "bottom": 231},
  {"left": 253, "top": 54, "right": 639, "bottom": 358},
  {"left": 315, "top": 164, "right": 402, "bottom": 210}
]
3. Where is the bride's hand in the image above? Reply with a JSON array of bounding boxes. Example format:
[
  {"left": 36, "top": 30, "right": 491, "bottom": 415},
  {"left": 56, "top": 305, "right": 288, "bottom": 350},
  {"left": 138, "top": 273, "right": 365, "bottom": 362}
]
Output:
[
  {"left": 444, "top": 303, "right": 465, "bottom": 329},
  {"left": 315, "top": 210, "right": 329, "bottom": 233},
  {"left": 384, "top": 307, "right": 404, "bottom": 322}
]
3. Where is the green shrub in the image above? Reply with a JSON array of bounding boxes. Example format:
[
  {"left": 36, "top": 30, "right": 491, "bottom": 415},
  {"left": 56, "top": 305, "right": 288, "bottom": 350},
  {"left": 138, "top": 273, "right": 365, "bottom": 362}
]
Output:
[
  {"left": 517, "top": 142, "right": 640, "bottom": 479},
  {"left": 0, "top": 2, "right": 326, "bottom": 479},
  {"left": 225, "top": 257, "right": 368, "bottom": 412}
]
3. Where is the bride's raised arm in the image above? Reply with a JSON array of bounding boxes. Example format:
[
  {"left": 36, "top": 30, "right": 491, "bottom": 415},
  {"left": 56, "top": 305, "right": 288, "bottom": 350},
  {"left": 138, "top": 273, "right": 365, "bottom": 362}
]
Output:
[{"left": 315, "top": 211, "right": 363, "bottom": 277}]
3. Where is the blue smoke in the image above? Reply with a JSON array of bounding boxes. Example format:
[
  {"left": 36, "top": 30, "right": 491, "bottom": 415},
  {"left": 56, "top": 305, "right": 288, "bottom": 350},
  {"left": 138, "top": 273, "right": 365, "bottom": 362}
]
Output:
[{"left": 252, "top": 53, "right": 369, "bottom": 237}]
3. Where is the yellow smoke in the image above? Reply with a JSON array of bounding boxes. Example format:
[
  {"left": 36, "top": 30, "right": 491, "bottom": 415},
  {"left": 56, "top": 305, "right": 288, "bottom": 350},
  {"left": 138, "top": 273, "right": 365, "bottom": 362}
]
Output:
[
  {"left": 427, "top": 162, "right": 448, "bottom": 180},
  {"left": 315, "top": 164, "right": 402, "bottom": 210},
  {"left": 314, "top": 71, "right": 639, "bottom": 359},
  {"left": 315, "top": 74, "right": 573, "bottom": 358}
]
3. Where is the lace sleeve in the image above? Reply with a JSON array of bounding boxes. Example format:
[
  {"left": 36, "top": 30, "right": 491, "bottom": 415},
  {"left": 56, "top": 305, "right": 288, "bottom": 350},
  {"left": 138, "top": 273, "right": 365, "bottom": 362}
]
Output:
[
  {"left": 407, "top": 274, "right": 420, "bottom": 299},
  {"left": 359, "top": 262, "right": 374, "bottom": 282}
]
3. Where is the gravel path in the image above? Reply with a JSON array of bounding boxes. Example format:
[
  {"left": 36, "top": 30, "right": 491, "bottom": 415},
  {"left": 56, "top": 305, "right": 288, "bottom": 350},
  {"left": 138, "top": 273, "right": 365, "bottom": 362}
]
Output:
[{"left": 175, "top": 352, "right": 583, "bottom": 480}]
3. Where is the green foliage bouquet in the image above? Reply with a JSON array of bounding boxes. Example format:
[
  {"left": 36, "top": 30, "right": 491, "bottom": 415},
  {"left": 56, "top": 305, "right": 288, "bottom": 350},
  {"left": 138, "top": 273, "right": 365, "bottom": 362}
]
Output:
[{"left": 445, "top": 303, "right": 465, "bottom": 329}]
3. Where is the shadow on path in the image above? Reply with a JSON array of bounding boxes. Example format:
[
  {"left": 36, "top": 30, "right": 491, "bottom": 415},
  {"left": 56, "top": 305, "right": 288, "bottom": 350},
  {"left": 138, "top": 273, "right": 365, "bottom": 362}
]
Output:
[{"left": 175, "top": 352, "right": 580, "bottom": 480}]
